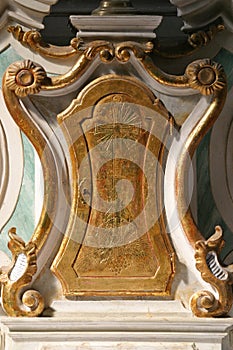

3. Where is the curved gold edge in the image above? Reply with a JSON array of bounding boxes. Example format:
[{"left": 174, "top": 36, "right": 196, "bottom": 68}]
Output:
[
  {"left": 1, "top": 60, "right": 59, "bottom": 316},
  {"left": 176, "top": 59, "right": 227, "bottom": 246},
  {"left": 140, "top": 55, "right": 189, "bottom": 87},
  {"left": 174, "top": 61, "right": 229, "bottom": 317},
  {"left": 8, "top": 26, "right": 80, "bottom": 59},
  {"left": 190, "top": 226, "right": 233, "bottom": 317},
  {"left": 38, "top": 41, "right": 153, "bottom": 91},
  {"left": 153, "top": 22, "right": 224, "bottom": 59}
]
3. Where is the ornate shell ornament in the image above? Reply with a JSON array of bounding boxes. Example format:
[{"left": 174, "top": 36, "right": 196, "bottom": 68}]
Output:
[{"left": 5, "top": 59, "right": 47, "bottom": 97}]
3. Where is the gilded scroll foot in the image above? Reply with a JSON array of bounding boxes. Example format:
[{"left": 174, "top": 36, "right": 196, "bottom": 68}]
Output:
[
  {"left": 0, "top": 228, "right": 44, "bottom": 317},
  {"left": 190, "top": 226, "right": 233, "bottom": 317}
]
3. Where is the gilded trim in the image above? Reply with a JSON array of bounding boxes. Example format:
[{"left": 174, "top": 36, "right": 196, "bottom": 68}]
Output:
[
  {"left": 8, "top": 26, "right": 81, "bottom": 59},
  {"left": 176, "top": 59, "right": 227, "bottom": 247},
  {"left": 1, "top": 60, "right": 58, "bottom": 316},
  {"left": 8, "top": 26, "right": 153, "bottom": 64},
  {"left": 140, "top": 55, "right": 190, "bottom": 87}
]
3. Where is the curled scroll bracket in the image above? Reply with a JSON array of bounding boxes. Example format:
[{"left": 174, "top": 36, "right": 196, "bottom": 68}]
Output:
[
  {"left": 191, "top": 226, "right": 233, "bottom": 317},
  {"left": 0, "top": 228, "right": 44, "bottom": 317}
]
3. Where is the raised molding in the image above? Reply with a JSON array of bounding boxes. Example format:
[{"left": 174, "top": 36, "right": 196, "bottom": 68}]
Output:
[
  {"left": 0, "top": 0, "right": 58, "bottom": 54},
  {"left": 210, "top": 85, "right": 233, "bottom": 238},
  {"left": 170, "top": 0, "right": 233, "bottom": 32},
  {"left": 0, "top": 311, "right": 233, "bottom": 350}
]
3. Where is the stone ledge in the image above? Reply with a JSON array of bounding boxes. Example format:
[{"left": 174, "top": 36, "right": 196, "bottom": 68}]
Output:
[{"left": 0, "top": 315, "right": 233, "bottom": 350}]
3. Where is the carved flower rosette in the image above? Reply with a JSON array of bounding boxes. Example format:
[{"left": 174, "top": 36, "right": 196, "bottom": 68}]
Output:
[
  {"left": 186, "top": 59, "right": 226, "bottom": 95},
  {"left": 5, "top": 59, "right": 47, "bottom": 97}
]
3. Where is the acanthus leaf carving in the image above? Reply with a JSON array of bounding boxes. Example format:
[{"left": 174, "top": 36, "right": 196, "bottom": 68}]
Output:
[{"left": 188, "top": 23, "right": 225, "bottom": 48}]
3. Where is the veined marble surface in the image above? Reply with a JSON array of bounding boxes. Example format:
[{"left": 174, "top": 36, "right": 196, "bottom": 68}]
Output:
[
  {"left": 0, "top": 133, "right": 35, "bottom": 256},
  {"left": 196, "top": 48, "right": 233, "bottom": 260},
  {"left": 0, "top": 47, "right": 35, "bottom": 256}
]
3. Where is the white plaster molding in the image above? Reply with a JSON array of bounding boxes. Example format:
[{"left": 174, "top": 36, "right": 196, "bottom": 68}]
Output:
[
  {"left": 34, "top": 148, "right": 43, "bottom": 226},
  {"left": 70, "top": 15, "right": 162, "bottom": 41},
  {"left": 0, "top": 89, "right": 23, "bottom": 233},
  {"left": 50, "top": 299, "right": 190, "bottom": 318},
  {"left": 164, "top": 95, "right": 216, "bottom": 295},
  {"left": 210, "top": 85, "right": 233, "bottom": 234},
  {"left": 170, "top": 0, "right": 233, "bottom": 31},
  {"left": 20, "top": 96, "right": 71, "bottom": 276},
  {"left": 0, "top": 314, "right": 232, "bottom": 350}
]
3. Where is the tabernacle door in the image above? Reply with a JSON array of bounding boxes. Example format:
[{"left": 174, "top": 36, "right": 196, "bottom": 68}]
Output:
[{"left": 52, "top": 75, "right": 175, "bottom": 297}]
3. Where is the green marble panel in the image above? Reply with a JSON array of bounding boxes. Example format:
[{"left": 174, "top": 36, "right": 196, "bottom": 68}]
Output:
[
  {"left": 0, "top": 134, "right": 35, "bottom": 256},
  {"left": 215, "top": 48, "right": 233, "bottom": 90},
  {"left": 196, "top": 130, "right": 233, "bottom": 259},
  {"left": 0, "top": 47, "right": 35, "bottom": 256},
  {"left": 197, "top": 49, "right": 233, "bottom": 260}
]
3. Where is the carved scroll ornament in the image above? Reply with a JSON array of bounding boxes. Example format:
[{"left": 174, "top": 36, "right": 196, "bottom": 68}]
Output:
[
  {"left": 0, "top": 228, "right": 44, "bottom": 317},
  {"left": 191, "top": 226, "right": 233, "bottom": 317}
]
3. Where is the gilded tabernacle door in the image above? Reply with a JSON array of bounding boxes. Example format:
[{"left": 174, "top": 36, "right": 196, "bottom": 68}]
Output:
[{"left": 52, "top": 75, "right": 175, "bottom": 296}]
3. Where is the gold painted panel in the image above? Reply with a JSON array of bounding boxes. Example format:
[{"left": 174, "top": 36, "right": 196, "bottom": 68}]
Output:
[{"left": 52, "top": 75, "right": 175, "bottom": 296}]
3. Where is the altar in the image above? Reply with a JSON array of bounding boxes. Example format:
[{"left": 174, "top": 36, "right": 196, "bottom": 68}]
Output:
[{"left": 0, "top": 1, "right": 233, "bottom": 349}]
